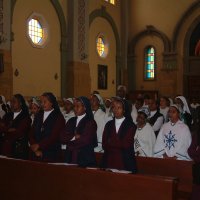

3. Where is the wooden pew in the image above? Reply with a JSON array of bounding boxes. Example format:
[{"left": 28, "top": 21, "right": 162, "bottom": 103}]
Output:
[
  {"left": 96, "top": 153, "right": 193, "bottom": 200},
  {"left": 0, "top": 157, "right": 178, "bottom": 200}
]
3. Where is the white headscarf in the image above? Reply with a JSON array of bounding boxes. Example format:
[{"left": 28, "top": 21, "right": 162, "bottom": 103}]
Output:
[
  {"left": 138, "top": 106, "right": 150, "bottom": 118},
  {"left": 168, "top": 98, "right": 173, "bottom": 106},
  {"left": 170, "top": 104, "right": 179, "bottom": 112},
  {"left": 0, "top": 95, "right": 6, "bottom": 104},
  {"left": 117, "top": 85, "right": 127, "bottom": 93},
  {"left": 32, "top": 97, "right": 41, "bottom": 107},
  {"left": 93, "top": 94, "right": 104, "bottom": 106},
  {"left": 175, "top": 96, "right": 191, "bottom": 114},
  {"left": 63, "top": 98, "right": 74, "bottom": 105}
]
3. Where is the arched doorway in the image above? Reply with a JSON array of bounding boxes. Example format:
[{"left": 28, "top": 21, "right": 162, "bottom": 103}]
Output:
[{"left": 184, "top": 16, "right": 200, "bottom": 101}]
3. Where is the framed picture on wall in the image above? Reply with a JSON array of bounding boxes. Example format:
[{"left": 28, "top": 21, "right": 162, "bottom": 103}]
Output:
[{"left": 98, "top": 64, "right": 107, "bottom": 90}]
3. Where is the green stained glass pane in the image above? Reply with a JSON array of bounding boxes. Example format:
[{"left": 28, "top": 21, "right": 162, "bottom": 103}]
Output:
[{"left": 145, "top": 47, "right": 155, "bottom": 80}]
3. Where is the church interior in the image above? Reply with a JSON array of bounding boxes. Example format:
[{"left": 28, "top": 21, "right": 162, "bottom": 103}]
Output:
[
  {"left": 0, "top": 0, "right": 200, "bottom": 101},
  {"left": 0, "top": 0, "right": 200, "bottom": 200}
]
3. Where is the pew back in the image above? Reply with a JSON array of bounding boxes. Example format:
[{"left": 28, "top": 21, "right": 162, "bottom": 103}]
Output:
[
  {"left": 96, "top": 153, "right": 193, "bottom": 200},
  {"left": 136, "top": 156, "right": 193, "bottom": 199},
  {"left": 0, "top": 157, "right": 178, "bottom": 200}
]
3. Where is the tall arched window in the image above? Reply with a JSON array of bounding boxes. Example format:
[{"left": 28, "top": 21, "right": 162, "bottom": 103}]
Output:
[
  {"left": 96, "top": 34, "right": 109, "bottom": 58},
  {"left": 145, "top": 46, "right": 155, "bottom": 80}
]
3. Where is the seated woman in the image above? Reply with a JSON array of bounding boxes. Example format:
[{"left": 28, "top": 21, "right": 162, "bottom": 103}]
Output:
[
  {"left": 188, "top": 129, "right": 200, "bottom": 200},
  {"left": 60, "top": 96, "right": 97, "bottom": 167},
  {"left": 134, "top": 107, "right": 156, "bottom": 157},
  {"left": 0, "top": 94, "right": 31, "bottom": 159},
  {"left": 154, "top": 105, "right": 192, "bottom": 160},
  {"left": 29, "top": 92, "right": 65, "bottom": 162},
  {"left": 101, "top": 97, "right": 137, "bottom": 173}
]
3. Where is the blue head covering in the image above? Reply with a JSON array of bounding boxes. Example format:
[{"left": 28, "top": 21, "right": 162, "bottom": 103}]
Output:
[
  {"left": 42, "top": 92, "right": 61, "bottom": 113},
  {"left": 76, "top": 96, "right": 93, "bottom": 119},
  {"left": 138, "top": 106, "right": 150, "bottom": 118}
]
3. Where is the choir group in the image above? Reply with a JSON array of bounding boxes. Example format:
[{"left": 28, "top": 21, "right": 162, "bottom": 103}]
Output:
[{"left": 0, "top": 86, "right": 200, "bottom": 198}]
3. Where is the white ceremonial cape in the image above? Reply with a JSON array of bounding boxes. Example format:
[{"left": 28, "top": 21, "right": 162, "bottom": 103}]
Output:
[
  {"left": 154, "top": 120, "right": 192, "bottom": 160},
  {"left": 134, "top": 123, "right": 156, "bottom": 157}
]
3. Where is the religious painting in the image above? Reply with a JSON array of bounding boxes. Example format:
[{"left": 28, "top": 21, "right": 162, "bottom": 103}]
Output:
[{"left": 98, "top": 65, "right": 107, "bottom": 90}]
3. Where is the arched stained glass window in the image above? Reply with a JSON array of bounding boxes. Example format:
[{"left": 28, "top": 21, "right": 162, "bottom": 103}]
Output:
[
  {"left": 96, "top": 34, "right": 108, "bottom": 58},
  {"left": 145, "top": 46, "right": 155, "bottom": 80},
  {"left": 97, "top": 37, "right": 105, "bottom": 57}
]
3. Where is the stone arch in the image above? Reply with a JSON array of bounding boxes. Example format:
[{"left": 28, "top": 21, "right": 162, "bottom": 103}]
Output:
[
  {"left": 183, "top": 15, "right": 200, "bottom": 63},
  {"left": 129, "top": 26, "right": 171, "bottom": 55},
  {"left": 11, "top": 0, "right": 67, "bottom": 97},
  {"left": 172, "top": 1, "right": 200, "bottom": 51},
  {"left": 89, "top": 6, "right": 121, "bottom": 86},
  {"left": 183, "top": 15, "right": 200, "bottom": 98}
]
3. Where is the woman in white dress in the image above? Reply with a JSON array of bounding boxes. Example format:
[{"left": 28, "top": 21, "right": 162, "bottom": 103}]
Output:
[
  {"left": 175, "top": 96, "right": 193, "bottom": 129},
  {"left": 134, "top": 107, "right": 156, "bottom": 157},
  {"left": 90, "top": 94, "right": 106, "bottom": 152},
  {"left": 154, "top": 104, "right": 192, "bottom": 160},
  {"left": 63, "top": 98, "right": 75, "bottom": 123},
  {"left": 159, "top": 96, "right": 170, "bottom": 123}
]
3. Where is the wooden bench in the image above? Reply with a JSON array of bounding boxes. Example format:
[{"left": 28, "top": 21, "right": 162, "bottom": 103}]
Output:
[
  {"left": 96, "top": 153, "right": 193, "bottom": 200},
  {"left": 0, "top": 157, "right": 178, "bottom": 200}
]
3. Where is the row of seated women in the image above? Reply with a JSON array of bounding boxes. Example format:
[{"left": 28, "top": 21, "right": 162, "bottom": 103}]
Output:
[{"left": 0, "top": 93, "right": 199, "bottom": 170}]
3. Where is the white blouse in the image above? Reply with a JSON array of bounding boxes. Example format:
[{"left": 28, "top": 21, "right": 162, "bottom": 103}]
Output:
[
  {"left": 43, "top": 109, "right": 54, "bottom": 122},
  {"left": 115, "top": 117, "right": 125, "bottom": 133}
]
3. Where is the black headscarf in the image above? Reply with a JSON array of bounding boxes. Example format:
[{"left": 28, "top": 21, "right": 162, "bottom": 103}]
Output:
[
  {"left": 14, "top": 94, "right": 29, "bottom": 115},
  {"left": 113, "top": 96, "right": 133, "bottom": 122},
  {"left": 76, "top": 96, "right": 93, "bottom": 119},
  {"left": 42, "top": 92, "right": 60, "bottom": 113}
]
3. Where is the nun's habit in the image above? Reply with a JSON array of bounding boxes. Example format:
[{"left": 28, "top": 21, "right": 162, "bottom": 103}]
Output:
[
  {"left": 29, "top": 92, "right": 65, "bottom": 162},
  {"left": 101, "top": 97, "right": 137, "bottom": 173},
  {"left": 0, "top": 94, "right": 31, "bottom": 159},
  {"left": 61, "top": 96, "right": 98, "bottom": 167}
]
